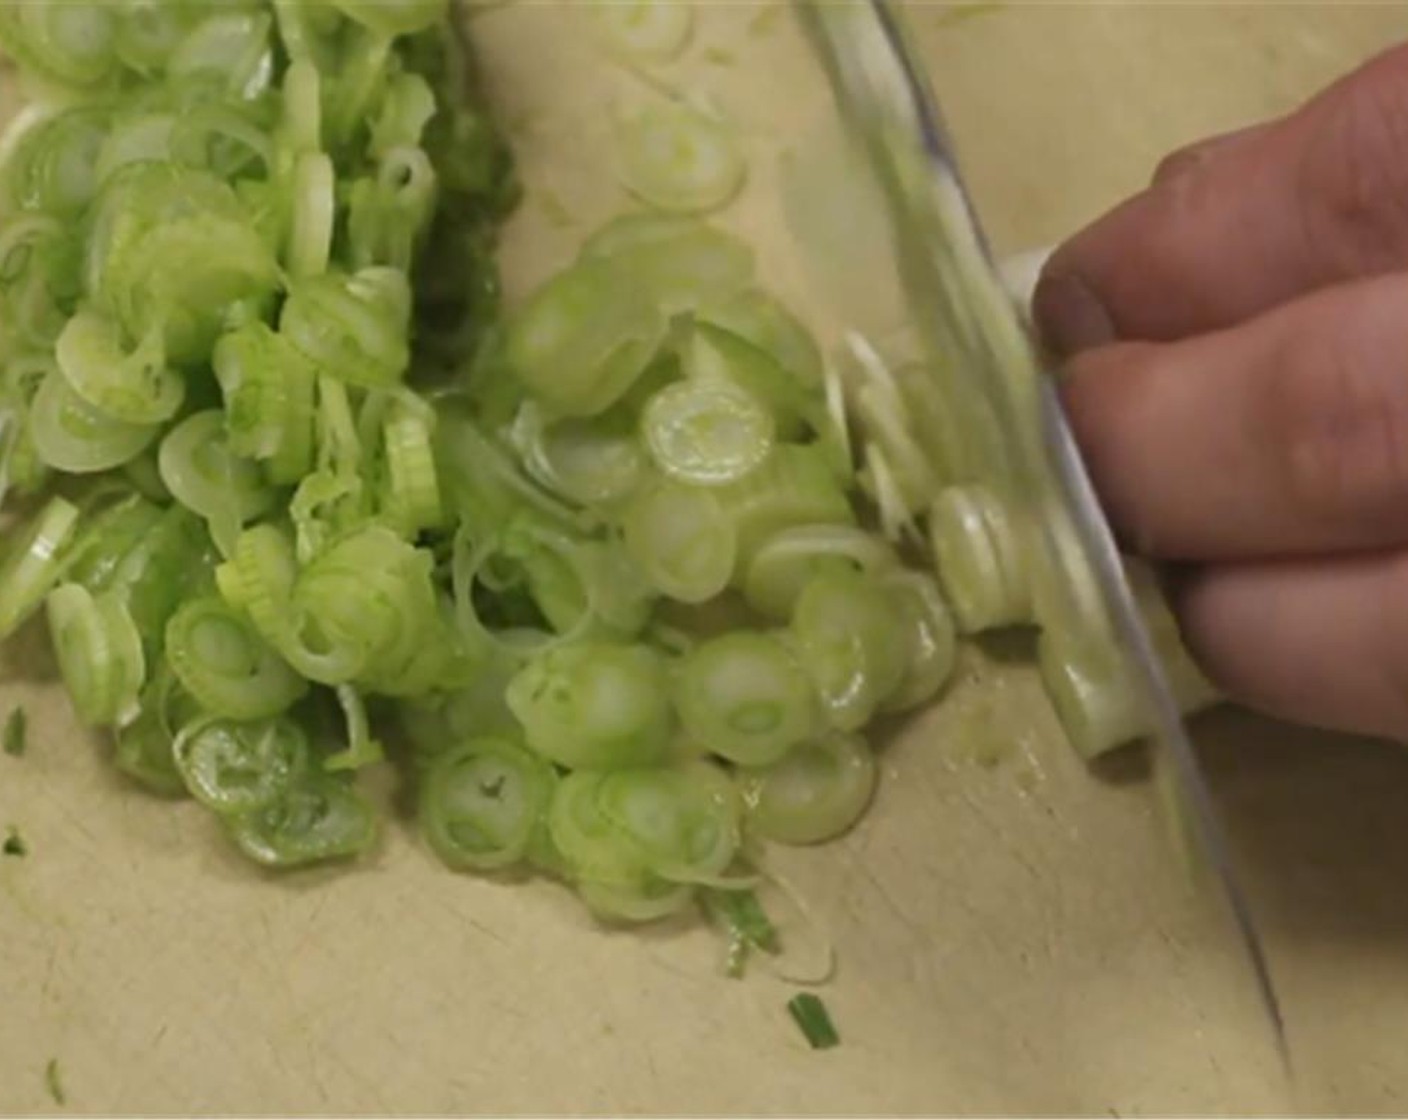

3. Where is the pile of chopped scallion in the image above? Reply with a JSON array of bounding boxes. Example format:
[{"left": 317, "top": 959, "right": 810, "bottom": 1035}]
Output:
[{"left": 0, "top": 0, "right": 1215, "bottom": 963}]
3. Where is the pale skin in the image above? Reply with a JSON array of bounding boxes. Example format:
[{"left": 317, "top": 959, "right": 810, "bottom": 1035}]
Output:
[{"left": 1033, "top": 43, "right": 1408, "bottom": 741}]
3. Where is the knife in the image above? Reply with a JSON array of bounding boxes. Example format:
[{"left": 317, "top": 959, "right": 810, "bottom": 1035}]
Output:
[{"left": 794, "top": 0, "right": 1287, "bottom": 1060}]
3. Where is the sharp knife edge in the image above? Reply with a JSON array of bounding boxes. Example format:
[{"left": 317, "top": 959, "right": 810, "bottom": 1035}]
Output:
[{"left": 796, "top": 0, "right": 1288, "bottom": 1063}]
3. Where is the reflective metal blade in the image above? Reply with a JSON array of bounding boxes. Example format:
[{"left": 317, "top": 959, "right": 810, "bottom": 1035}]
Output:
[{"left": 795, "top": 0, "right": 1285, "bottom": 1057}]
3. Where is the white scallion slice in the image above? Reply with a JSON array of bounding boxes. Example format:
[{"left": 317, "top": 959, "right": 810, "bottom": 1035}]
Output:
[
  {"left": 580, "top": 212, "right": 754, "bottom": 314},
  {"left": 29, "top": 366, "right": 161, "bottom": 474},
  {"left": 640, "top": 378, "right": 774, "bottom": 487},
  {"left": 674, "top": 631, "right": 817, "bottom": 767},
  {"left": 743, "top": 524, "right": 897, "bottom": 621},
  {"left": 621, "top": 476, "right": 736, "bottom": 604},
  {"left": 592, "top": 1, "right": 693, "bottom": 64},
  {"left": 615, "top": 100, "right": 745, "bottom": 215},
  {"left": 738, "top": 732, "right": 877, "bottom": 846},
  {"left": 288, "top": 150, "right": 335, "bottom": 279},
  {"left": 55, "top": 307, "right": 183, "bottom": 426},
  {"left": 0, "top": 496, "right": 79, "bottom": 640},
  {"left": 879, "top": 570, "right": 958, "bottom": 713},
  {"left": 927, "top": 484, "right": 1032, "bottom": 633}
]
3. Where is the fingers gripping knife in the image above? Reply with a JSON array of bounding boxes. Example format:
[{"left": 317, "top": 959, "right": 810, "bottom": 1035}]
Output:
[{"left": 793, "top": 0, "right": 1287, "bottom": 1059}]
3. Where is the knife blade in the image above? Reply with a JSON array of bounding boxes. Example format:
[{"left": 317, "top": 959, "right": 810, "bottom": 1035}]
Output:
[{"left": 794, "top": 0, "right": 1287, "bottom": 1060}]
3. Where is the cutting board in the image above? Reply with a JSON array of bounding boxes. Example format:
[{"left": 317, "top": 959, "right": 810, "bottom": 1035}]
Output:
[{"left": 3, "top": 4, "right": 1408, "bottom": 1114}]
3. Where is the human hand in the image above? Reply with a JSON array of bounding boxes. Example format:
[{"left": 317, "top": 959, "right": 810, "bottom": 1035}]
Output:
[{"left": 1033, "top": 44, "right": 1408, "bottom": 740}]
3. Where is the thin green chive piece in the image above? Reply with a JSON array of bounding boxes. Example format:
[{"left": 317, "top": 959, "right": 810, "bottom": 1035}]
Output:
[
  {"left": 3, "top": 707, "right": 26, "bottom": 757},
  {"left": 45, "top": 1057, "right": 65, "bottom": 1106},
  {"left": 787, "top": 992, "right": 839, "bottom": 1050},
  {"left": 3, "top": 826, "right": 28, "bottom": 857},
  {"left": 703, "top": 887, "right": 779, "bottom": 977}
]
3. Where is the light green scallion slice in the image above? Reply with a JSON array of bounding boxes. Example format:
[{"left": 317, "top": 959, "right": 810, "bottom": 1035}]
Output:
[
  {"left": 158, "top": 409, "right": 278, "bottom": 530},
  {"left": 288, "top": 150, "right": 335, "bottom": 279},
  {"left": 212, "top": 321, "right": 316, "bottom": 483},
  {"left": 684, "top": 321, "right": 817, "bottom": 440},
  {"left": 738, "top": 732, "right": 876, "bottom": 845},
  {"left": 715, "top": 444, "right": 855, "bottom": 578},
  {"left": 227, "top": 773, "right": 378, "bottom": 868},
  {"left": 46, "top": 582, "right": 146, "bottom": 728},
  {"left": 595, "top": 760, "right": 740, "bottom": 883},
  {"left": 2, "top": 103, "right": 109, "bottom": 216},
  {"left": 591, "top": 1, "right": 693, "bottom": 64},
  {"left": 640, "top": 378, "right": 774, "bottom": 487},
  {"left": 29, "top": 366, "right": 160, "bottom": 474},
  {"left": 879, "top": 570, "right": 958, "bottom": 713},
  {"left": 700, "top": 288, "right": 823, "bottom": 392},
  {"left": 505, "top": 642, "right": 674, "bottom": 770},
  {"left": 927, "top": 484, "right": 1033, "bottom": 633},
  {"left": 673, "top": 631, "right": 816, "bottom": 766},
  {"left": 0, "top": 495, "right": 79, "bottom": 640},
  {"left": 55, "top": 308, "right": 183, "bottom": 426},
  {"left": 506, "top": 257, "right": 665, "bottom": 418},
  {"left": 0, "top": 4, "right": 120, "bottom": 90},
  {"left": 621, "top": 475, "right": 736, "bottom": 604},
  {"left": 165, "top": 596, "right": 307, "bottom": 721},
  {"left": 420, "top": 735, "right": 557, "bottom": 871},
  {"left": 579, "top": 212, "right": 753, "bottom": 314},
  {"left": 743, "top": 524, "right": 897, "bottom": 621},
  {"left": 172, "top": 713, "right": 311, "bottom": 815},
  {"left": 789, "top": 568, "right": 909, "bottom": 732},
  {"left": 382, "top": 400, "right": 444, "bottom": 533},
  {"left": 280, "top": 267, "right": 413, "bottom": 389},
  {"left": 513, "top": 400, "right": 645, "bottom": 508},
  {"left": 615, "top": 100, "right": 745, "bottom": 215}
]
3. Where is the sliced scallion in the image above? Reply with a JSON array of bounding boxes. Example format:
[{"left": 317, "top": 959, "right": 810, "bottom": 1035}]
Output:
[
  {"left": 621, "top": 475, "right": 736, "bottom": 604},
  {"left": 173, "top": 713, "right": 311, "bottom": 815},
  {"left": 641, "top": 377, "right": 774, "bottom": 487},
  {"left": 579, "top": 212, "right": 753, "bottom": 314},
  {"left": 227, "top": 773, "right": 378, "bottom": 868},
  {"left": 615, "top": 100, "right": 745, "bottom": 215},
  {"left": 789, "top": 568, "right": 909, "bottom": 732},
  {"left": 0, "top": 495, "right": 79, "bottom": 640},
  {"left": 45, "top": 582, "right": 146, "bottom": 728},
  {"left": 787, "top": 992, "right": 840, "bottom": 1050},
  {"left": 29, "top": 366, "right": 160, "bottom": 474},
  {"left": 928, "top": 484, "right": 1032, "bottom": 633},
  {"left": 592, "top": 1, "right": 694, "bottom": 65},
  {"left": 506, "top": 257, "right": 665, "bottom": 418},
  {"left": 55, "top": 308, "right": 183, "bottom": 426},
  {"left": 165, "top": 596, "right": 307, "bottom": 721},
  {"left": 421, "top": 735, "right": 557, "bottom": 871},
  {"left": 506, "top": 642, "right": 674, "bottom": 770},
  {"left": 739, "top": 732, "right": 876, "bottom": 846},
  {"left": 674, "top": 631, "right": 816, "bottom": 767}
]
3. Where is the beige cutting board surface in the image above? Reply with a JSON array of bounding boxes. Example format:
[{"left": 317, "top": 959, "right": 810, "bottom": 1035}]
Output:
[{"left": 4, "top": 3, "right": 1408, "bottom": 1116}]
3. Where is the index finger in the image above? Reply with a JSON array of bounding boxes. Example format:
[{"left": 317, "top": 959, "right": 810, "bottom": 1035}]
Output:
[{"left": 1034, "top": 42, "right": 1408, "bottom": 355}]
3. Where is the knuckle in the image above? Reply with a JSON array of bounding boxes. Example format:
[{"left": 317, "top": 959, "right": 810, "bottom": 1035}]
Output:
[
  {"left": 1151, "top": 141, "right": 1206, "bottom": 186},
  {"left": 1266, "top": 295, "right": 1408, "bottom": 524},
  {"left": 1299, "top": 46, "right": 1408, "bottom": 273}
]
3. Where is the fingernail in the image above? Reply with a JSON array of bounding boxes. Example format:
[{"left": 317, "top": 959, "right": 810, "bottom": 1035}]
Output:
[{"left": 1033, "top": 271, "right": 1115, "bottom": 358}]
